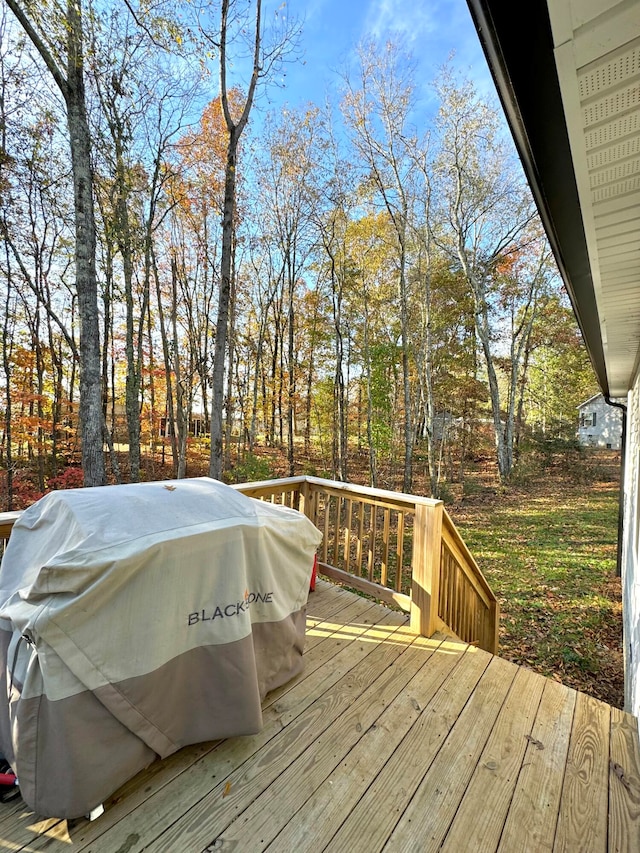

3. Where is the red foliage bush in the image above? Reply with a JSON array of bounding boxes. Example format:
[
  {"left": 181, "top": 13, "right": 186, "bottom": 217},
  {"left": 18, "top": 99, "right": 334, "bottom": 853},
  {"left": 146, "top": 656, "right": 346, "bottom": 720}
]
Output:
[
  {"left": 47, "top": 467, "right": 84, "bottom": 491},
  {"left": 0, "top": 470, "right": 45, "bottom": 510}
]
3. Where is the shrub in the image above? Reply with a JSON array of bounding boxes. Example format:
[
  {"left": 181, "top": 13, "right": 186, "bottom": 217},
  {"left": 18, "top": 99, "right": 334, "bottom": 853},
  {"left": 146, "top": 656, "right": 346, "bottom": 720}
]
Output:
[
  {"left": 461, "top": 478, "right": 484, "bottom": 498},
  {"left": 434, "top": 481, "right": 454, "bottom": 504},
  {"left": 47, "top": 467, "right": 84, "bottom": 491},
  {"left": 1, "top": 470, "right": 45, "bottom": 508},
  {"left": 226, "top": 453, "right": 274, "bottom": 484}
]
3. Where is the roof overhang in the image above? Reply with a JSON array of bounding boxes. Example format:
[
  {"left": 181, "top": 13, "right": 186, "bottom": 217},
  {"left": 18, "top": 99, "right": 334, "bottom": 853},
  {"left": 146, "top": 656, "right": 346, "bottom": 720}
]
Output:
[{"left": 466, "top": 0, "right": 640, "bottom": 398}]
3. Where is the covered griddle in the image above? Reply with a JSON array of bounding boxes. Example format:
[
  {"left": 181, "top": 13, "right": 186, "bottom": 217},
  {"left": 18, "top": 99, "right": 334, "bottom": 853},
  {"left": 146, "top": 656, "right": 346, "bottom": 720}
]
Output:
[{"left": 0, "top": 477, "right": 322, "bottom": 818}]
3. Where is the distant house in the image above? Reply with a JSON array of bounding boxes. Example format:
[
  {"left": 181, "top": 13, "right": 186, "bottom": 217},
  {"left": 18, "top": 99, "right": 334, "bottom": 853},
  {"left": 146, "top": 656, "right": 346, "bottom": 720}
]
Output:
[
  {"left": 416, "top": 411, "right": 463, "bottom": 444},
  {"left": 159, "top": 412, "right": 207, "bottom": 438},
  {"left": 576, "top": 393, "right": 623, "bottom": 450}
]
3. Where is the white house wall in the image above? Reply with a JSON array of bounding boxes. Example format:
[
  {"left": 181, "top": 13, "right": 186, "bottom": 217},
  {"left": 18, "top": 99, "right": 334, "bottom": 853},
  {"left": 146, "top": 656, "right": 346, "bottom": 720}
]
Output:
[{"left": 622, "top": 371, "right": 640, "bottom": 724}]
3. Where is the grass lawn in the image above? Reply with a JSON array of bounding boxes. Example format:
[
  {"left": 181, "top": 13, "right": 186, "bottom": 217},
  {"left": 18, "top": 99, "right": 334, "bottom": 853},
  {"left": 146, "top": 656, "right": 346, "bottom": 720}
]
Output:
[
  {"left": 450, "top": 459, "right": 623, "bottom": 708},
  {"left": 178, "top": 441, "right": 625, "bottom": 710}
]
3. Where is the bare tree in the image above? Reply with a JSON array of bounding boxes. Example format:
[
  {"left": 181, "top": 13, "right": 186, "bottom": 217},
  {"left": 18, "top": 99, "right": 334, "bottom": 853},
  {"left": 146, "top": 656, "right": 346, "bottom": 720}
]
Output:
[
  {"left": 433, "top": 68, "right": 539, "bottom": 482},
  {"left": 341, "top": 41, "right": 420, "bottom": 492},
  {"left": 201, "top": 0, "right": 300, "bottom": 479},
  {"left": 91, "top": 6, "right": 200, "bottom": 481},
  {"left": 6, "top": 0, "right": 106, "bottom": 485},
  {"left": 258, "top": 106, "right": 322, "bottom": 475},
  {"left": 206, "top": 0, "right": 263, "bottom": 479}
]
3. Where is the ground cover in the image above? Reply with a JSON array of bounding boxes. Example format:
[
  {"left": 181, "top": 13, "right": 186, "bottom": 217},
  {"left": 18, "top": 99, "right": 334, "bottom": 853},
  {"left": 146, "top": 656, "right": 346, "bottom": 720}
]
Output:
[
  {"left": 449, "top": 457, "right": 623, "bottom": 708},
  {"left": 241, "top": 443, "right": 624, "bottom": 708}
]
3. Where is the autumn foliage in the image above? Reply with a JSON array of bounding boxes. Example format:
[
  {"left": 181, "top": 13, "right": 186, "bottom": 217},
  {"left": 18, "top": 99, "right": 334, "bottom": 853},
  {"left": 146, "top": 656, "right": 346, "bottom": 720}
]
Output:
[{"left": 0, "top": 17, "right": 599, "bottom": 509}]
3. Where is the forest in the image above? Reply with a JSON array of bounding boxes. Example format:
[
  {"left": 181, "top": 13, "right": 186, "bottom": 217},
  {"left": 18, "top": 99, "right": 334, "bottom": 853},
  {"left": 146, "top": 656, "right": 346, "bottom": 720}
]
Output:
[{"left": 0, "top": 0, "right": 599, "bottom": 511}]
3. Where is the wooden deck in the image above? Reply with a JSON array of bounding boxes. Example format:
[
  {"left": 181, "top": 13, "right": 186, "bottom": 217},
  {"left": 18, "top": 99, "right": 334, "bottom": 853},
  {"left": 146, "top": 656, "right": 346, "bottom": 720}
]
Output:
[{"left": 1, "top": 579, "right": 639, "bottom": 852}]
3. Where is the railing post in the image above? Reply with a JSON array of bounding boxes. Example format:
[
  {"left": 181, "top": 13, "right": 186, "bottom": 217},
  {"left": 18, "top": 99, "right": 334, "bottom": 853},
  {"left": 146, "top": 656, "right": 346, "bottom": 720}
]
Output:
[
  {"left": 410, "top": 501, "right": 444, "bottom": 637},
  {"left": 298, "top": 478, "right": 312, "bottom": 521},
  {"left": 489, "top": 598, "right": 500, "bottom": 655}
]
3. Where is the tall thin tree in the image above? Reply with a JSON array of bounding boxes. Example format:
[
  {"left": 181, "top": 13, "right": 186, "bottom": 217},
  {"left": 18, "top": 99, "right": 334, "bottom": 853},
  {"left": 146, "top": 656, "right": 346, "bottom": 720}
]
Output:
[
  {"left": 207, "top": 0, "right": 262, "bottom": 479},
  {"left": 6, "top": 0, "right": 105, "bottom": 485}
]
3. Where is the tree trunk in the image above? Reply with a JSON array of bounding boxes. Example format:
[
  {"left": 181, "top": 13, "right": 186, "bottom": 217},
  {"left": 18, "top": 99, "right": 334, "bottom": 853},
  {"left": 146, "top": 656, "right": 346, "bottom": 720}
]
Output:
[
  {"left": 209, "top": 0, "right": 263, "bottom": 479},
  {"left": 287, "top": 255, "right": 296, "bottom": 477},
  {"left": 249, "top": 315, "right": 266, "bottom": 452},
  {"left": 415, "top": 255, "right": 438, "bottom": 497},
  {"left": 304, "top": 296, "right": 319, "bottom": 456},
  {"left": 33, "top": 318, "right": 46, "bottom": 492},
  {"left": 153, "top": 248, "right": 178, "bottom": 474},
  {"left": 1, "top": 259, "right": 14, "bottom": 509},
  {"left": 119, "top": 171, "right": 141, "bottom": 483},
  {"left": 363, "top": 298, "right": 377, "bottom": 488},
  {"left": 209, "top": 128, "right": 238, "bottom": 479},
  {"left": 65, "top": 0, "right": 105, "bottom": 486},
  {"left": 224, "top": 262, "right": 237, "bottom": 471},
  {"left": 476, "top": 302, "right": 512, "bottom": 481},
  {"left": 399, "top": 239, "right": 413, "bottom": 493},
  {"left": 171, "top": 256, "right": 188, "bottom": 479}
]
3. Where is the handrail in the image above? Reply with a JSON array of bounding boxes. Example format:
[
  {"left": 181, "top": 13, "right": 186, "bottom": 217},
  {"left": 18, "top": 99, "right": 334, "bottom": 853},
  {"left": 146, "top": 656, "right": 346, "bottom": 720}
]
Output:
[
  {"left": 235, "top": 476, "right": 499, "bottom": 653},
  {"left": 0, "top": 512, "right": 21, "bottom": 540},
  {"left": 442, "top": 510, "right": 494, "bottom": 606},
  {"left": 0, "top": 476, "right": 499, "bottom": 654},
  {"left": 235, "top": 474, "right": 442, "bottom": 510}
]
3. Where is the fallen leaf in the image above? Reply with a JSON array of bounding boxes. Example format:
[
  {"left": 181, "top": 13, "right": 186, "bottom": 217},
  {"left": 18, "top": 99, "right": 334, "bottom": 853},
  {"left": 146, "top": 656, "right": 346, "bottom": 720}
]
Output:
[
  {"left": 525, "top": 734, "right": 544, "bottom": 750},
  {"left": 164, "top": 485, "right": 177, "bottom": 492}
]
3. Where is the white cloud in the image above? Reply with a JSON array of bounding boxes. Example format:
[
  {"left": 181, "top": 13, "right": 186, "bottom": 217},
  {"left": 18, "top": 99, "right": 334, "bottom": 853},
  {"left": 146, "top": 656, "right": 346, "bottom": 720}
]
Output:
[
  {"left": 360, "top": 0, "right": 496, "bottom": 99},
  {"left": 363, "top": 0, "right": 439, "bottom": 46}
]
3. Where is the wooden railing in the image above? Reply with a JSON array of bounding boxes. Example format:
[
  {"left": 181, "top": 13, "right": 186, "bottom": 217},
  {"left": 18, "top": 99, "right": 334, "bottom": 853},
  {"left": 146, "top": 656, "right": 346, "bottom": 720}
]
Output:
[
  {"left": 235, "top": 476, "right": 499, "bottom": 654},
  {"left": 0, "top": 511, "right": 20, "bottom": 564},
  {"left": 0, "top": 476, "right": 499, "bottom": 654}
]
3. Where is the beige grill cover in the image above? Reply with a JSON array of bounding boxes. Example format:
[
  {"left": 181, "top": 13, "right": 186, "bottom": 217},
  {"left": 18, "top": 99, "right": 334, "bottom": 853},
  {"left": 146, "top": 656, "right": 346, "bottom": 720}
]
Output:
[{"left": 0, "top": 477, "right": 322, "bottom": 818}]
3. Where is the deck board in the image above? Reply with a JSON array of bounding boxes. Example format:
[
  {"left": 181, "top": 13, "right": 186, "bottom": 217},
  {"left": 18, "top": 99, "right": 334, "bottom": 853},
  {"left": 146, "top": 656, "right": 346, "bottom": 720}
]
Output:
[
  {"left": 266, "top": 636, "right": 464, "bottom": 852},
  {"left": 554, "top": 692, "right": 611, "bottom": 853},
  {"left": 379, "top": 654, "right": 517, "bottom": 853},
  {"left": 497, "top": 679, "right": 577, "bottom": 853},
  {"left": 439, "top": 665, "right": 546, "bottom": 852},
  {"left": 609, "top": 707, "right": 640, "bottom": 853},
  {"left": 0, "top": 579, "right": 638, "bottom": 853},
  {"left": 214, "top": 639, "right": 432, "bottom": 849}
]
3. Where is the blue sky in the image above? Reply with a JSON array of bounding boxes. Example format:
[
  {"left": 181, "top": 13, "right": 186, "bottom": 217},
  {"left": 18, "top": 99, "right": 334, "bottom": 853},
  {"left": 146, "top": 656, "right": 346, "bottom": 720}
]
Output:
[{"left": 259, "top": 0, "right": 495, "bottom": 112}]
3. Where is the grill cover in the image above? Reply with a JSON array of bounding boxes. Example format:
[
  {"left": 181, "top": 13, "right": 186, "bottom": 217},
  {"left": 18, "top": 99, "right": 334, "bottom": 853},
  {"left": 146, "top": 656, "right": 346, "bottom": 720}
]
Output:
[{"left": 0, "top": 477, "right": 322, "bottom": 818}]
